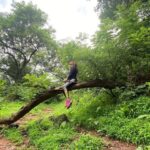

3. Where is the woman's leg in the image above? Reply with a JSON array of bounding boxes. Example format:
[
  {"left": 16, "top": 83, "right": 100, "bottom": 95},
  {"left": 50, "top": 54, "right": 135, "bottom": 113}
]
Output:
[
  {"left": 62, "top": 81, "right": 70, "bottom": 98},
  {"left": 63, "top": 79, "right": 76, "bottom": 99},
  {"left": 63, "top": 87, "right": 69, "bottom": 98}
]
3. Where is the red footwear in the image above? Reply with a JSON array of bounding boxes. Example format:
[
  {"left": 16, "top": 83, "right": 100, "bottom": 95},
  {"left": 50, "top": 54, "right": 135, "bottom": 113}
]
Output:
[{"left": 65, "top": 98, "right": 72, "bottom": 109}]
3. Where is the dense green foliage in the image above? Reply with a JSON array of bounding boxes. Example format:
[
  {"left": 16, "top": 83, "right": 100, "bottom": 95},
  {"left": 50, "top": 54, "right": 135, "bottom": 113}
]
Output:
[
  {"left": 0, "top": 0, "right": 149, "bottom": 83},
  {"left": 68, "top": 90, "right": 150, "bottom": 145},
  {"left": 0, "top": 0, "right": 150, "bottom": 149},
  {"left": 1, "top": 89, "right": 149, "bottom": 149},
  {"left": 70, "top": 134, "right": 103, "bottom": 150},
  {"left": 57, "top": 0, "right": 150, "bottom": 84},
  {"left": 96, "top": 0, "right": 140, "bottom": 19},
  {"left": 18, "top": 117, "right": 103, "bottom": 149},
  {"left": 0, "top": 1, "right": 56, "bottom": 82},
  {"left": 2, "top": 128, "right": 23, "bottom": 144},
  {"left": 0, "top": 73, "right": 54, "bottom": 101},
  {"left": 0, "top": 98, "right": 103, "bottom": 149}
]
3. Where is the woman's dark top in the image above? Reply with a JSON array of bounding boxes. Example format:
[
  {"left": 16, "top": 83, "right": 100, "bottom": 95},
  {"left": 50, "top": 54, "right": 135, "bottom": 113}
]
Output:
[{"left": 67, "top": 66, "right": 78, "bottom": 81}]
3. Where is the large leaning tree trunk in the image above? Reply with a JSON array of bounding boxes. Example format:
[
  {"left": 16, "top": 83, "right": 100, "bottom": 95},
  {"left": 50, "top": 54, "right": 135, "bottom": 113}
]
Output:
[{"left": 0, "top": 79, "right": 124, "bottom": 125}]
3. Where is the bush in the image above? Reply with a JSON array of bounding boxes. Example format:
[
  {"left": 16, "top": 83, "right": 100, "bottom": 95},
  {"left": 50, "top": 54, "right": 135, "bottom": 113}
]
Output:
[
  {"left": 4, "top": 73, "right": 53, "bottom": 101},
  {"left": 97, "top": 117, "right": 150, "bottom": 144},
  {"left": 68, "top": 90, "right": 114, "bottom": 128},
  {"left": 120, "top": 97, "right": 150, "bottom": 118},
  {"left": 27, "top": 118, "right": 77, "bottom": 149},
  {"left": 4, "top": 84, "right": 37, "bottom": 101},
  {"left": 23, "top": 73, "right": 52, "bottom": 89},
  {"left": 70, "top": 134, "right": 103, "bottom": 150},
  {"left": 67, "top": 89, "right": 150, "bottom": 145},
  {"left": 111, "top": 84, "right": 149, "bottom": 103},
  {"left": 3, "top": 127, "right": 23, "bottom": 144}
]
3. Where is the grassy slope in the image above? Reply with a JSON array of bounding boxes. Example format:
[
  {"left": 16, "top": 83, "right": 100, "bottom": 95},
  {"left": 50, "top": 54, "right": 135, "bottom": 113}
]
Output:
[
  {"left": 0, "top": 89, "right": 150, "bottom": 149},
  {"left": 66, "top": 91, "right": 150, "bottom": 145},
  {"left": 0, "top": 100, "right": 103, "bottom": 150},
  {"left": 0, "top": 101, "right": 51, "bottom": 119}
]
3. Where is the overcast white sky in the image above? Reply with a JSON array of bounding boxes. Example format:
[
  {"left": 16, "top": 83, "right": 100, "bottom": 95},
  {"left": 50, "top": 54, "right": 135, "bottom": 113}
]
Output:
[{"left": 0, "top": 0, "right": 99, "bottom": 41}]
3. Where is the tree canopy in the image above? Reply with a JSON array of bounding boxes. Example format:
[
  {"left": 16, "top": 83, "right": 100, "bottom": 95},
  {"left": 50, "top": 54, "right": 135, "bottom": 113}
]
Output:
[
  {"left": 56, "top": 0, "right": 150, "bottom": 84},
  {"left": 0, "top": 1, "right": 56, "bottom": 83},
  {"left": 0, "top": 1, "right": 149, "bottom": 85}
]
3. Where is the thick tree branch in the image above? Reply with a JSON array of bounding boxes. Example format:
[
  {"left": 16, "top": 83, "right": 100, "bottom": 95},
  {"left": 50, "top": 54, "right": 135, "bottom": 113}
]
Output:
[
  {"left": 0, "top": 79, "right": 123, "bottom": 125},
  {"left": 0, "top": 39, "right": 27, "bottom": 62},
  {"left": 27, "top": 48, "right": 38, "bottom": 63},
  {"left": 3, "top": 49, "right": 19, "bottom": 71}
]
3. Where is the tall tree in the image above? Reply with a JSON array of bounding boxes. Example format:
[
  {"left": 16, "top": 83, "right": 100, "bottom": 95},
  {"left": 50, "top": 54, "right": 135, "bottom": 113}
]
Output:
[
  {"left": 0, "top": 1, "right": 56, "bottom": 82},
  {"left": 96, "top": 0, "right": 148, "bottom": 18},
  {"left": 93, "top": 0, "right": 150, "bottom": 83}
]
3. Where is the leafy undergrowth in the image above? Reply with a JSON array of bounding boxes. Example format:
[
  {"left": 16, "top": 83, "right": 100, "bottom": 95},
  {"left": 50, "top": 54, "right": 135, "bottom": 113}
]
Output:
[
  {"left": 1, "top": 127, "right": 23, "bottom": 145},
  {"left": 0, "top": 88, "right": 150, "bottom": 149},
  {"left": 66, "top": 90, "right": 150, "bottom": 147},
  {"left": 41, "top": 89, "right": 150, "bottom": 148},
  {"left": 1, "top": 118, "right": 103, "bottom": 150},
  {"left": 0, "top": 101, "right": 53, "bottom": 148},
  {"left": 26, "top": 118, "right": 103, "bottom": 150},
  {"left": 0, "top": 99, "right": 103, "bottom": 150}
]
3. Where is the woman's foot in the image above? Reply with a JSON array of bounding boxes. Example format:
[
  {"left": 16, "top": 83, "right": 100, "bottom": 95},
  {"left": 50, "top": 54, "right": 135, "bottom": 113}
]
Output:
[{"left": 65, "top": 98, "right": 72, "bottom": 109}]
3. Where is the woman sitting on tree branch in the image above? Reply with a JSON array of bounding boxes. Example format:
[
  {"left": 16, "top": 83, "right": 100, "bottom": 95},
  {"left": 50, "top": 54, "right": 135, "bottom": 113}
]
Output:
[{"left": 62, "top": 61, "right": 78, "bottom": 109}]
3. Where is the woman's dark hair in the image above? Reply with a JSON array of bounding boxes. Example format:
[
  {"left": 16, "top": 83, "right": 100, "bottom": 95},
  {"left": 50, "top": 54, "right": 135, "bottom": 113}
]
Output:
[{"left": 69, "top": 61, "right": 77, "bottom": 68}]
